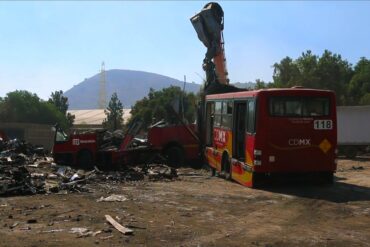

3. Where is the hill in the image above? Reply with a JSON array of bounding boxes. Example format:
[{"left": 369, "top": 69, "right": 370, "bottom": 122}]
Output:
[{"left": 64, "top": 69, "right": 201, "bottom": 110}]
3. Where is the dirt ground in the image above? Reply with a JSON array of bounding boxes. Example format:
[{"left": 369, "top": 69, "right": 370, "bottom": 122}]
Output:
[{"left": 1, "top": 159, "right": 369, "bottom": 247}]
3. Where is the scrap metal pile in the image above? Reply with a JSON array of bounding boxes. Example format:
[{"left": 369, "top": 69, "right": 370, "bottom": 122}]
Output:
[{"left": 0, "top": 139, "right": 177, "bottom": 196}]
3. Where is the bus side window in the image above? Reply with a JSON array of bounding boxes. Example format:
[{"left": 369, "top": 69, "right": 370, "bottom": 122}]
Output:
[
  {"left": 214, "top": 101, "right": 222, "bottom": 127},
  {"left": 221, "top": 101, "right": 233, "bottom": 129},
  {"left": 247, "top": 100, "right": 256, "bottom": 134}
]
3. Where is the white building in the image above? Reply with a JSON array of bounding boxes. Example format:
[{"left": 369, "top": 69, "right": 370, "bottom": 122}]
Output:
[{"left": 67, "top": 109, "right": 131, "bottom": 129}]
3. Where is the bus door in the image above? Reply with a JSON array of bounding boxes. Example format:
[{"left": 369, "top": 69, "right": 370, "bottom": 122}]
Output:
[
  {"left": 205, "top": 102, "right": 215, "bottom": 146},
  {"left": 233, "top": 102, "right": 246, "bottom": 161}
]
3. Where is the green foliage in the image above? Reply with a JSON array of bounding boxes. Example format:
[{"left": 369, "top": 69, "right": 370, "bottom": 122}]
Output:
[
  {"left": 48, "top": 90, "right": 75, "bottom": 128},
  {"left": 103, "top": 92, "right": 124, "bottom": 131},
  {"left": 48, "top": 90, "right": 68, "bottom": 114},
  {"left": 0, "top": 90, "right": 69, "bottom": 128},
  {"left": 348, "top": 57, "right": 370, "bottom": 105},
  {"left": 273, "top": 56, "right": 300, "bottom": 88},
  {"left": 129, "top": 86, "right": 197, "bottom": 129},
  {"left": 359, "top": 93, "right": 370, "bottom": 105},
  {"left": 254, "top": 79, "right": 269, "bottom": 89},
  {"left": 66, "top": 113, "right": 75, "bottom": 129},
  {"left": 272, "top": 50, "right": 355, "bottom": 105}
]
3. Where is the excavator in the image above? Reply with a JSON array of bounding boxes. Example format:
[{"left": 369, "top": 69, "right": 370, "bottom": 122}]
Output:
[
  {"left": 191, "top": 2, "right": 229, "bottom": 87},
  {"left": 191, "top": 2, "right": 244, "bottom": 146},
  {"left": 191, "top": 2, "right": 242, "bottom": 93}
]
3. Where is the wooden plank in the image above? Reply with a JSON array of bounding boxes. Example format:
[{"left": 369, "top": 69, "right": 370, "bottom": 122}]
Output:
[{"left": 105, "top": 215, "right": 133, "bottom": 235}]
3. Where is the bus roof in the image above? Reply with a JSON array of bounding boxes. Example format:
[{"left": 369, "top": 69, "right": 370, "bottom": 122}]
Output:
[{"left": 206, "top": 87, "right": 335, "bottom": 100}]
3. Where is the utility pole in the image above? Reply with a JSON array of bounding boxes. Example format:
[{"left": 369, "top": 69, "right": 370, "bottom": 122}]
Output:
[{"left": 99, "top": 61, "right": 107, "bottom": 109}]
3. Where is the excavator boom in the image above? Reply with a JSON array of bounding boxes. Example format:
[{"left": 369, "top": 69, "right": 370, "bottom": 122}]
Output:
[{"left": 191, "top": 2, "right": 229, "bottom": 87}]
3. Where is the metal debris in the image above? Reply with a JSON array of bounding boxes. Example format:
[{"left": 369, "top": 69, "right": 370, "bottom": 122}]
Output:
[
  {"left": 0, "top": 139, "right": 178, "bottom": 196},
  {"left": 97, "top": 194, "right": 127, "bottom": 202},
  {"left": 69, "top": 227, "right": 94, "bottom": 237}
]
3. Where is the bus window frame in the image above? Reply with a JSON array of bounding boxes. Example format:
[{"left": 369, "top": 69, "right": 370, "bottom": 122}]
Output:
[
  {"left": 214, "top": 101, "right": 222, "bottom": 127},
  {"left": 246, "top": 98, "right": 257, "bottom": 135},
  {"left": 268, "top": 96, "right": 331, "bottom": 118},
  {"left": 221, "top": 100, "right": 233, "bottom": 130},
  {"left": 206, "top": 97, "right": 257, "bottom": 134}
]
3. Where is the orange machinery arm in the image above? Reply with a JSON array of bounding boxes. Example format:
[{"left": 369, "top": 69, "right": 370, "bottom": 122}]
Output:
[
  {"left": 191, "top": 2, "right": 229, "bottom": 87},
  {"left": 212, "top": 34, "right": 228, "bottom": 85}
]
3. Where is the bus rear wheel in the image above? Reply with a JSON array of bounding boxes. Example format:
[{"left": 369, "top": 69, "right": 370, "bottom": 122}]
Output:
[{"left": 319, "top": 172, "right": 334, "bottom": 185}]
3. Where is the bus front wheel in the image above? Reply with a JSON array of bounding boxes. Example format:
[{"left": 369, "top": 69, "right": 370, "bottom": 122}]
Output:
[
  {"left": 210, "top": 166, "right": 216, "bottom": 176},
  {"left": 223, "top": 157, "right": 232, "bottom": 180}
]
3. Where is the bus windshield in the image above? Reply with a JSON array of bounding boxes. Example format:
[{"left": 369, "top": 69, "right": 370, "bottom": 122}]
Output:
[{"left": 269, "top": 97, "right": 330, "bottom": 117}]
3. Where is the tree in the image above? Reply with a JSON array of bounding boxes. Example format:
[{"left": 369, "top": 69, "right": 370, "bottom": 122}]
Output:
[
  {"left": 316, "top": 50, "right": 353, "bottom": 105},
  {"left": 254, "top": 79, "right": 268, "bottom": 89},
  {"left": 359, "top": 93, "right": 370, "bottom": 105},
  {"left": 48, "top": 90, "right": 68, "bottom": 114},
  {"left": 272, "top": 50, "right": 354, "bottom": 105},
  {"left": 0, "top": 90, "right": 69, "bottom": 128},
  {"left": 66, "top": 113, "right": 76, "bottom": 129},
  {"left": 48, "top": 90, "right": 75, "bottom": 128},
  {"left": 273, "top": 56, "right": 300, "bottom": 87},
  {"left": 348, "top": 57, "right": 370, "bottom": 105},
  {"left": 295, "top": 50, "right": 320, "bottom": 88},
  {"left": 103, "top": 92, "right": 124, "bottom": 131},
  {"left": 129, "top": 86, "right": 198, "bottom": 129}
]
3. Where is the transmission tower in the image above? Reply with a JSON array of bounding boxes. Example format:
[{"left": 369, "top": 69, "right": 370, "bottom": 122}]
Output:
[{"left": 99, "top": 61, "right": 107, "bottom": 109}]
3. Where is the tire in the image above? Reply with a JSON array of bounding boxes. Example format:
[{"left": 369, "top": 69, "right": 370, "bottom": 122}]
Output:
[
  {"left": 320, "top": 172, "right": 334, "bottom": 185},
  {"left": 164, "top": 146, "right": 185, "bottom": 167},
  {"left": 210, "top": 167, "right": 216, "bottom": 176},
  {"left": 223, "top": 157, "right": 232, "bottom": 180},
  {"left": 77, "top": 150, "right": 93, "bottom": 169}
]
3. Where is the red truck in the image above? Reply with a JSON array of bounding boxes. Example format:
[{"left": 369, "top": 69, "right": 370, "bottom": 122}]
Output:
[
  {"left": 52, "top": 127, "right": 101, "bottom": 168},
  {"left": 52, "top": 120, "right": 200, "bottom": 169}
]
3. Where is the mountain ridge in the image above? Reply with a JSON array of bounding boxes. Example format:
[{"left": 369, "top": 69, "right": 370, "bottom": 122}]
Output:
[
  {"left": 64, "top": 69, "right": 201, "bottom": 110},
  {"left": 64, "top": 69, "right": 256, "bottom": 110}
]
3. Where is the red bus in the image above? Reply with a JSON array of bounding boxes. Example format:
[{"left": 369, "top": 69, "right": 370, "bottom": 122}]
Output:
[{"left": 203, "top": 88, "right": 337, "bottom": 187}]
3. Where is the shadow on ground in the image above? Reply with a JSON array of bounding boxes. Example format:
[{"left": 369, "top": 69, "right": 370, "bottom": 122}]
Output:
[{"left": 261, "top": 179, "right": 370, "bottom": 203}]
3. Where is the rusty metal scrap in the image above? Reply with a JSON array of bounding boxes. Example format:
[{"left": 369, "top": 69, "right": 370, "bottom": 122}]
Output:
[{"left": 0, "top": 138, "right": 178, "bottom": 197}]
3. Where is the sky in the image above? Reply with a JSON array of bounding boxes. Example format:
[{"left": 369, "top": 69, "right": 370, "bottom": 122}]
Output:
[{"left": 1, "top": 1, "right": 370, "bottom": 100}]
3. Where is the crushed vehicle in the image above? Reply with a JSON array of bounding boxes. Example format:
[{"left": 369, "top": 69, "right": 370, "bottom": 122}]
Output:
[
  {"left": 0, "top": 137, "right": 177, "bottom": 196},
  {"left": 52, "top": 116, "right": 200, "bottom": 169}
]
